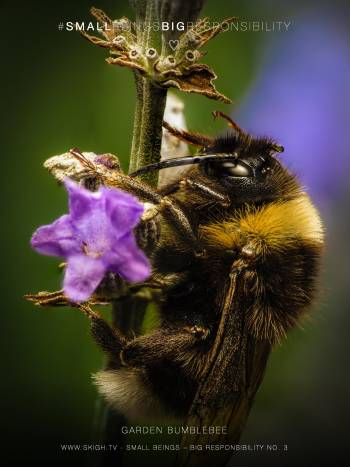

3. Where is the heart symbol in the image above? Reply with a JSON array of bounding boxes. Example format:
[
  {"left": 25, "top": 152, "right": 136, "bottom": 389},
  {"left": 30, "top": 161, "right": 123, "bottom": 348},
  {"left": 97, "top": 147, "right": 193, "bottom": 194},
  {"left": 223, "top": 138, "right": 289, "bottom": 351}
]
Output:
[{"left": 169, "top": 40, "right": 179, "bottom": 51}]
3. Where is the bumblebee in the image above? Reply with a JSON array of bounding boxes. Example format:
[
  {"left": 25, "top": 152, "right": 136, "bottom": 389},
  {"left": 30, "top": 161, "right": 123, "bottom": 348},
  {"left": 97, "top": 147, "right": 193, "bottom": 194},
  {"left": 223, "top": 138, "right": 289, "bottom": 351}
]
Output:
[
  {"left": 28, "top": 112, "right": 324, "bottom": 424},
  {"left": 84, "top": 111, "right": 324, "bottom": 422}
]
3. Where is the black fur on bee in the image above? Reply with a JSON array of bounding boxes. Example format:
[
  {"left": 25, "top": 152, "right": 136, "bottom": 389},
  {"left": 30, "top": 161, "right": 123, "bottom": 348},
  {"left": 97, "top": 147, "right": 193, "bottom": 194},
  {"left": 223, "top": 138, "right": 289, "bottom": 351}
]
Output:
[{"left": 82, "top": 112, "right": 323, "bottom": 422}]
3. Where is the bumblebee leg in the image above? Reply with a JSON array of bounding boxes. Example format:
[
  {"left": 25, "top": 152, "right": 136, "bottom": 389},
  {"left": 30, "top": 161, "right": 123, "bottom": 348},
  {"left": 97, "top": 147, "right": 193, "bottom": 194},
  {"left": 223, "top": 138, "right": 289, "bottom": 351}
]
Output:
[
  {"left": 183, "top": 324, "right": 211, "bottom": 341},
  {"left": 102, "top": 172, "right": 199, "bottom": 246},
  {"left": 78, "top": 304, "right": 129, "bottom": 368},
  {"left": 24, "top": 290, "right": 111, "bottom": 307},
  {"left": 159, "top": 197, "right": 197, "bottom": 245},
  {"left": 163, "top": 121, "right": 213, "bottom": 148},
  {"left": 139, "top": 196, "right": 197, "bottom": 246},
  {"left": 160, "top": 177, "right": 230, "bottom": 206},
  {"left": 105, "top": 172, "right": 161, "bottom": 204},
  {"left": 25, "top": 290, "right": 69, "bottom": 307},
  {"left": 120, "top": 326, "right": 210, "bottom": 368},
  {"left": 179, "top": 178, "right": 230, "bottom": 206},
  {"left": 90, "top": 314, "right": 128, "bottom": 361},
  {"left": 25, "top": 290, "right": 128, "bottom": 367}
]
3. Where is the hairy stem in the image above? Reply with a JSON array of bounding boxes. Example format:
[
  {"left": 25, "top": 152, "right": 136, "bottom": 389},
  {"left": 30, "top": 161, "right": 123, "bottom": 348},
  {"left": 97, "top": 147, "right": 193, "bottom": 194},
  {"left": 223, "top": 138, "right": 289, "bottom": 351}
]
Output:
[
  {"left": 128, "top": 76, "right": 167, "bottom": 185},
  {"left": 128, "top": 0, "right": 167, "bottom": 185}
]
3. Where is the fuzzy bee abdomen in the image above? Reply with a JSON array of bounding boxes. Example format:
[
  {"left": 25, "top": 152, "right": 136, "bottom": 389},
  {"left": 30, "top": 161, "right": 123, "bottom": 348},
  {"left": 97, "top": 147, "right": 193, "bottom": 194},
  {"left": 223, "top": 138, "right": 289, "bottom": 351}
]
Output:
[{"left": 200, "top": 194, "right": 324, "bottom": 342}]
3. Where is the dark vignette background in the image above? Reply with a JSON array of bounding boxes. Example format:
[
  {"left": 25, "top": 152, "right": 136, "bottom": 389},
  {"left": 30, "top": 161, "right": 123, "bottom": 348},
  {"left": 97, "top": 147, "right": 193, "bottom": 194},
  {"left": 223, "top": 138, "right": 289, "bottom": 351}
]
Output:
[{"left": 2, "top": 1, "right": 350, "bottom": 466}]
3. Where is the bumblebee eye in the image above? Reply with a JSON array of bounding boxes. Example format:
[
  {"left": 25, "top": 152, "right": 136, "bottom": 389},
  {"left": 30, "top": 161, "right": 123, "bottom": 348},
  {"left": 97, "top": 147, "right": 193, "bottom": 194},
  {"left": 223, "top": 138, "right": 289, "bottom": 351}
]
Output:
[
  {"left": 221, "top": 161, "right": 252, "bottom": 177},
  {"left": 204, "top": 160, "right": 253, "bottom": 178}
]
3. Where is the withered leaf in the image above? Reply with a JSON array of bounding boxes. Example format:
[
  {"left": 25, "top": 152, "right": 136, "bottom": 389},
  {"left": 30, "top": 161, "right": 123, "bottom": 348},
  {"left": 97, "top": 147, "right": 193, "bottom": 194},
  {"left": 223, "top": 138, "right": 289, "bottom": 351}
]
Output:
[
  {"left": 90, "top": 7, "right": 115, "bottom": 42},
  {"left": 162, "top": 64, "right": 231, "bottom": 104},
  {"left": 80, "top": 31, "right": 112, "bottom": 49},
  {"left": 106, "top": 56, "right": 146, "bottom": 74}
]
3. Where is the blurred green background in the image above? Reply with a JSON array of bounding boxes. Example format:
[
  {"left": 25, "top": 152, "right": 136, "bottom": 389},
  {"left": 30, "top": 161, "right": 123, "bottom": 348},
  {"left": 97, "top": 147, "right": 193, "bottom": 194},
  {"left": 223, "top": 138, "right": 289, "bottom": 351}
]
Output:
[{"left": 2, "top": 0, "right": 350, "bottom": 466}]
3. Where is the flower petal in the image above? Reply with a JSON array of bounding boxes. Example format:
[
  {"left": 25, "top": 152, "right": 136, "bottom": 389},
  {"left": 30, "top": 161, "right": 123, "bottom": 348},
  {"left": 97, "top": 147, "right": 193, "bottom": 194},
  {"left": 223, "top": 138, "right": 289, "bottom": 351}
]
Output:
[
  {"left": 64, "top": 255, "right": 106, "bottom": 302},
  {"left": 31, "top": 215, "right": 78, "bottom": 257},
  {"left": 102, "top": 187, "right": 144, "bottom": 238},
  {"left": 65, "top": 178, "right": 100, "bottom": 220},
  {"left": 107, "top": 234, "right": 151, "bottom": 282}
]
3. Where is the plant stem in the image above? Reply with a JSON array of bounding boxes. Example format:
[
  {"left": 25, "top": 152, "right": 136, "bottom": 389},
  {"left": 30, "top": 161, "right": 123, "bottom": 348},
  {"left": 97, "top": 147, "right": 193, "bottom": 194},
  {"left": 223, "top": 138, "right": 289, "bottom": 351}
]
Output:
[
  {"left": 129, "top": 72, "right": 143, "bottom": 174},
  {"left": 128, "top": 75, "right": 167, "bottom": 185},
  {"left": 128, "top": 0, "right": 167, "bottom": 186}
]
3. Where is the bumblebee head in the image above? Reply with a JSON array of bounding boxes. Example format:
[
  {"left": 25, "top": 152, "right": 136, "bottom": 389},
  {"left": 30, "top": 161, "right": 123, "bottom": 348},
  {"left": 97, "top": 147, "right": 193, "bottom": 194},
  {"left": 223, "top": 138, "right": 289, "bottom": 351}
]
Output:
[
  {"left": 129, "top": 116, "right": 297, "bottom": 203},
  {"left": 197, "top": 133, "right": 293, "bottom": 202},
  {"left": 201, "top": 132, "right": 284, "bottom": 177}
]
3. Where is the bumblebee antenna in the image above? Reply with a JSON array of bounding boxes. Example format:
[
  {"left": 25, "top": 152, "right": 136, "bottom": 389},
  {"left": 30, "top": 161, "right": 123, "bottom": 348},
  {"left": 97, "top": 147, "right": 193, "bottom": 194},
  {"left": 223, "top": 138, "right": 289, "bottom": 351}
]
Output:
[
  {"left": 212, "top": 112, "right": 284, "bottom": 154},
  {"left": 129, "top": 154, "right": 238, "bottom": 177},
  {"left": 212, "top": 111, "right": 245, "bottom": 136},
  {"left": 271, "top": 144, "right": 284, "bottom": 153}
]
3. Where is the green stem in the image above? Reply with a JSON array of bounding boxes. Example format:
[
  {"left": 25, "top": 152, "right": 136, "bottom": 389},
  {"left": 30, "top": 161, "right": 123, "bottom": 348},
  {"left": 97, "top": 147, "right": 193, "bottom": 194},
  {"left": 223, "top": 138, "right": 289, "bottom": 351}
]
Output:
[
  {"left": 129, "top": 72, "right": 143, "bottom": 174},
  {"left": 129, "top": 77, "right": 167, "bottom": 185},
  {"left": 128, "top": 0, "right": 167, "bottom": 185}
]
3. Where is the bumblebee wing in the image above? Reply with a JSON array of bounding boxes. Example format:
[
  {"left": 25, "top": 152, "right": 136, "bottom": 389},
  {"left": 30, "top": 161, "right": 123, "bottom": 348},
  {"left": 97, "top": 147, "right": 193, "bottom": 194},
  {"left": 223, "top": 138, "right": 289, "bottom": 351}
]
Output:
[
  {"left": 198, "top": 269, "right": 242, "bottom": 383},
  {"left": 177, "top": 268, "right": 271, "bottom": 465},
  {"left": 193, "top": 269, "right": 248, "bottom": 407}
]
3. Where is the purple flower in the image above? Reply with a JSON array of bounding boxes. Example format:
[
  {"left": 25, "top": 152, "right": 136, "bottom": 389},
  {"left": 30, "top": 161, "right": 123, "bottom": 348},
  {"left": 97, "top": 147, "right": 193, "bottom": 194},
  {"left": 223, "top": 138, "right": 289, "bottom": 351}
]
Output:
[{"left": 31, "top": 179, "right": 151, "bottom": 302}]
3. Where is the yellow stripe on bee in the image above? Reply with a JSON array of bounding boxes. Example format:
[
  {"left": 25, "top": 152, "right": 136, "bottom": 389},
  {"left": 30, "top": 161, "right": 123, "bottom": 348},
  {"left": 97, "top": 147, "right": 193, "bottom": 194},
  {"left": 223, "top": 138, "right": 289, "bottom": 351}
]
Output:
[{"left": 200, "top": 195, "right": 324, "bottom": 253}]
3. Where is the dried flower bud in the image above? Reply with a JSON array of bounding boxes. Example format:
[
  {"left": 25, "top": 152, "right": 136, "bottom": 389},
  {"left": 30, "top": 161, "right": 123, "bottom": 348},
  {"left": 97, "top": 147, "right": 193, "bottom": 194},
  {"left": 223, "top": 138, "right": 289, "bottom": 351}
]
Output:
[
  {"left": 113, "top": 35, "right": 127, "bottom": 45},
  {"left": 44, "top": 150, "right": 121, "bottom": 187},
  {"left": 146, "top": 47, "right": 158, "bottom": 60},
  {"left": 81, "top": 6, "right": 234, "bottom": 103},
  {"left": 164, "top": 55, "right": 176, "bottom": 67},
  {"left": 129, "top": 47, "right": 141, "bottom": 59},
  {"left": 184, "top": 50, "right": 198, "bottom": 62}
]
